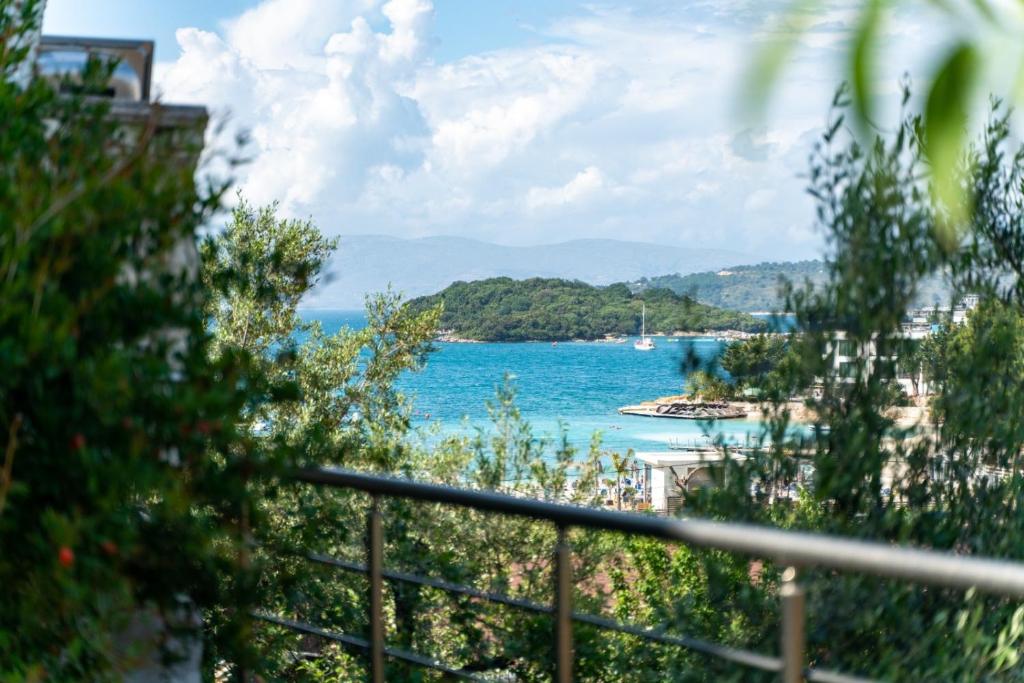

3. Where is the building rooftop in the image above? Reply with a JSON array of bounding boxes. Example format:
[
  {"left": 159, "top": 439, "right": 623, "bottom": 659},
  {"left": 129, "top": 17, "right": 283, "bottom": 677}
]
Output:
[{"left": 634, "top": 450, "right": 744, "bottom": 466}]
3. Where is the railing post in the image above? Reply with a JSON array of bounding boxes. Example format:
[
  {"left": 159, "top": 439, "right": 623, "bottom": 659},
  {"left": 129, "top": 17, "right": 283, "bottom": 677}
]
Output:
[
  {"left": 780, "top": 566, "right": 805, "bottom": 683},
  {"left": 367, "top": 494, "right": 385, "bottom": 683},
  {"left": 554, "top": 525, "right": 573, "bottom": 683}
]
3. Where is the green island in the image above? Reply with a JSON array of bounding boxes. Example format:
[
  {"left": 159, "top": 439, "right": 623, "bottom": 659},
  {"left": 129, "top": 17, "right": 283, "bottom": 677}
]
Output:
[{"left": 408, "top": 277, "right": 766, "bottom": 341}]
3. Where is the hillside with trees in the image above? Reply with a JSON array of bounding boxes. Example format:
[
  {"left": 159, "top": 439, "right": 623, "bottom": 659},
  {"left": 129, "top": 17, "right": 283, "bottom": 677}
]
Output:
[
  {"left": 632, "top": 261, "right": 825, "bottom": 311},
  {"left": 409, "top": 277, "right": 766, "bottom": 341},
  {"left": 633, "top": 260, "right": 952, "bottom": 312}
]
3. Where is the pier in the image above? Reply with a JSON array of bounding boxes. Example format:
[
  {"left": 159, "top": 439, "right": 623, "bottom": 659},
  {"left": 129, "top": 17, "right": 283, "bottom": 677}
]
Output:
[{"left": 618, "top": 398, "right": 749, "bottom": 420}]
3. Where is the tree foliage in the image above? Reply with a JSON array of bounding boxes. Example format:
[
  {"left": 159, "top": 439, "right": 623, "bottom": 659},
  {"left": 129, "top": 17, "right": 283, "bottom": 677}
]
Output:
[
  {"left": 0, "top": 3, "right": 269, "bottom": 678},
  {"left": 719, "top": 334, "right": 792, "bottom": 396},
  {"left": 679, "top": 92, "right": 1024, "bottom": 680}
]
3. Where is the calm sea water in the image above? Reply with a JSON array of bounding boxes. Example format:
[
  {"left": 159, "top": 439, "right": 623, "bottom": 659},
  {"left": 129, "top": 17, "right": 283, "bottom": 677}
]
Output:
[{"left": 303, "top": 310, "right": 769, "bottom": 454}]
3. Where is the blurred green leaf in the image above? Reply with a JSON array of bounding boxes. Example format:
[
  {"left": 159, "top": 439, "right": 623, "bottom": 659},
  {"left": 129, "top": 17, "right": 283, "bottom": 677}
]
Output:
[
  {"left": 924, "top": 43, "right": 979, "bottom": 248},
  {"left": 969, "top": 0, "right": 998, "bottom": 24},
  {"left": 851, "top": 0, "right": 884, "bottom": 131}
]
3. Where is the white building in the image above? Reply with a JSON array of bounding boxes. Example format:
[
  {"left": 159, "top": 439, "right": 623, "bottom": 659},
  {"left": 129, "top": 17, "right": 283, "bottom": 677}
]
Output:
[
  {"left": 635, "top": 451, "right": 745, "bottom": 515},
  {"left": 826, "top": 296, "right": 980, "bottom": 397}
]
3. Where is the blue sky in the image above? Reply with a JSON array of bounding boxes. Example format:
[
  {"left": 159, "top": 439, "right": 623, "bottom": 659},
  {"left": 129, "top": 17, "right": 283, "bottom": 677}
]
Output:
[
  {"left": 44, "top": 0, "right": 580, "bottom": 63},
  {"left": 41, "top": 1, "right": 965, "bottom": 261}
]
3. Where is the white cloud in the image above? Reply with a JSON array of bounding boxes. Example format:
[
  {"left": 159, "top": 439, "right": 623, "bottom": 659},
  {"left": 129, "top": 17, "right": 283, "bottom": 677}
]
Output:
[
  {"left": 745, "top": 188, "right": 777, "bottom": 211},
  {"left": 410, "top": 48, "right": 605, "bottom": 172},
  {"left": 223, "top": 0, "right": 376, "bottom": 70},
  {"left": 526, "top": 166, "right": 605, "bottom": 210},
  {"left": 154, "top": 0, "right": 952, "bottom": 261},
  {"left": 159, "top": 0, "right": 431, "bottom": 218}
]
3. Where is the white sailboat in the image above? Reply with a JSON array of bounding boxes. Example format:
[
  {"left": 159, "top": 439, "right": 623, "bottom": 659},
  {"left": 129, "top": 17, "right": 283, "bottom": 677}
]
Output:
[{"left": 634, "top": 303, "right": 655, "bottom": 351}]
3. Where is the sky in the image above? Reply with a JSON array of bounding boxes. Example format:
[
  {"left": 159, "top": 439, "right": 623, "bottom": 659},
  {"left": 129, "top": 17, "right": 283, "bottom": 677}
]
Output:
[{"left": 42, "top": 1, "right": 971, "bottom": 262}]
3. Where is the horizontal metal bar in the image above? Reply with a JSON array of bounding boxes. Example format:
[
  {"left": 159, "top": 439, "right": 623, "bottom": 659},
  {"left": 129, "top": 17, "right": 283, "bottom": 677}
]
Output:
[
  {"left": 254, "top": 612, "right": 485, "bottom": 681},
  {"left": 308, "top": 552, "right": 552, "bottom": 615},
  {"left": 295, "top": 467, "right": 1024, "bottom": 597},
  {"left": 256, "top": 610, "right": 370, "bottom": 650},
  {"left": 571, "top": 610, "right": 780, "bottom": 672}
]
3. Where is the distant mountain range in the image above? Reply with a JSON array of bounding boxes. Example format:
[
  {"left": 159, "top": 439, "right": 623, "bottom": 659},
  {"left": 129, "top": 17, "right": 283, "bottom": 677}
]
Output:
[{"left": 303, "top": 235, "right": 746, "bottom": 309}]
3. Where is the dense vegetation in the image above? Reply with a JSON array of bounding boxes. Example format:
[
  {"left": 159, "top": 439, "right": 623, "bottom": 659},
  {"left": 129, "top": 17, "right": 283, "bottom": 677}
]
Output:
[
  {"left": 0, "top": 3, "right": 268, "bottom": 677},
  {"left": 633, "top": 260, "right": 952, "bottom": 312},
  {"left": 409, "top": 277, "right": 767, "bottom": 341},
  {"left": 682, "top": 333, "right": 796, "bottom": 402}
]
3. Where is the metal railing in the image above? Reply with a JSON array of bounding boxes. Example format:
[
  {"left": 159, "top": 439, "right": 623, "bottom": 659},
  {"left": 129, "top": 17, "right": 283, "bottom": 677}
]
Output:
[{"left": 258, "top": 467, "right": 1024, "bottom": 682}]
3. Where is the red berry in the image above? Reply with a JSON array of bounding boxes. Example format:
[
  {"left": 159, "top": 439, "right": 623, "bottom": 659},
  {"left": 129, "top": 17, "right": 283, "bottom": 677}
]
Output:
[
  {"left": 69, "top": 433, "right": 86, "bottom": 451},
  {"left": 121, "top": 416, "right": 134, "bottom": 430},
  {"left": 100, "top": 540, "right": 118, "bottom": 557},
  {"left": 195, "top": 420, "right": 212, "bottom": 435},
  {"left": 58, "top": 546, "right": 74, "bottom": 567}
]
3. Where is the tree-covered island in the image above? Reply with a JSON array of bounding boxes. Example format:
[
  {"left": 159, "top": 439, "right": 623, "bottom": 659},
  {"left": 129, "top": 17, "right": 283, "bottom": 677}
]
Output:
[{"left": 408, "top": 277, "right": 767, "bottom": 341}]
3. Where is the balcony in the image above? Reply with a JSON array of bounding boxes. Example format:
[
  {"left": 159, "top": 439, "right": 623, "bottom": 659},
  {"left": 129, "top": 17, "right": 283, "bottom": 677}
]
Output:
[{"left": 257, "top": 468, "right": 1024, "bottom": 682}]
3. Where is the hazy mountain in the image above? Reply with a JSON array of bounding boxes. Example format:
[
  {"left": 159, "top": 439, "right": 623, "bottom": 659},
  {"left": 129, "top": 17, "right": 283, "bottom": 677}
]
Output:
[{"left": 304, "top": 235, "right": 746, "bottom": 309}]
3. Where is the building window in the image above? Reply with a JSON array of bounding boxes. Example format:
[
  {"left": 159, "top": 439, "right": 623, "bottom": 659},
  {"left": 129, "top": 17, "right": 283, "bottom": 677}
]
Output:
[{"left": 836, "top": 339, "right": 857, "bottom": 357}]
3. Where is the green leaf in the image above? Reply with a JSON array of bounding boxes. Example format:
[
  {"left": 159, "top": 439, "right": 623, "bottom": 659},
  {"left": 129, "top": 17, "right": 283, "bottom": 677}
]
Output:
[
  {"left": 923, "top": 42, "right": 979, "bottom": 249},
  {"left": 851, "top": 0, "right": 884, "bottom": 131}
]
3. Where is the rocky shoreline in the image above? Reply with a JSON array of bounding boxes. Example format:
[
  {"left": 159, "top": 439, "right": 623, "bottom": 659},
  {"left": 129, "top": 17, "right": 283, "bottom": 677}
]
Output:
[
  {"left": 435, "top": 332, "right": 483, "bottom": 343},
  {"left": 434, "top": 329, "right": 764, "bottom": 344}
]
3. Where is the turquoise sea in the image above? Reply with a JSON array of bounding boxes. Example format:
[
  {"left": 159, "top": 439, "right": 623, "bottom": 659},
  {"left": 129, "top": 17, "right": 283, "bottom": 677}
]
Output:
[{"left": 306, "top": 310, "right": 770, "bottom": 455}]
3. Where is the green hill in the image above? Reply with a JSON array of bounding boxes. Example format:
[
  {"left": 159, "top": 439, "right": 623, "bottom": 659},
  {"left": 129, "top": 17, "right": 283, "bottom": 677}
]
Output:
[
  {"left": 631, "top": 261, "right": 827, "bottom": 312},
  {"left": 632, "top": 260, "right": 955, "bottom": 312},
  {"left": 409, "top": 277, "right": 766, "bottom": 342}
]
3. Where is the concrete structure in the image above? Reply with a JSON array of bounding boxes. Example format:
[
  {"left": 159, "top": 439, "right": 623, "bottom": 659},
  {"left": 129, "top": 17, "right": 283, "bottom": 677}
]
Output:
[
  {"left": 826, "top": 332, "right": 930, "bottom": 398},
  {"left": 635, "top": 451, "right": 745, "bottom": 515}
]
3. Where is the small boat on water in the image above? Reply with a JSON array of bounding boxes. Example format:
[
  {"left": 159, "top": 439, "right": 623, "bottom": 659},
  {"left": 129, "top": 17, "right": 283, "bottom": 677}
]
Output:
[{"left": 634, "top": 303, "right": 655, "bottom": 351}]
